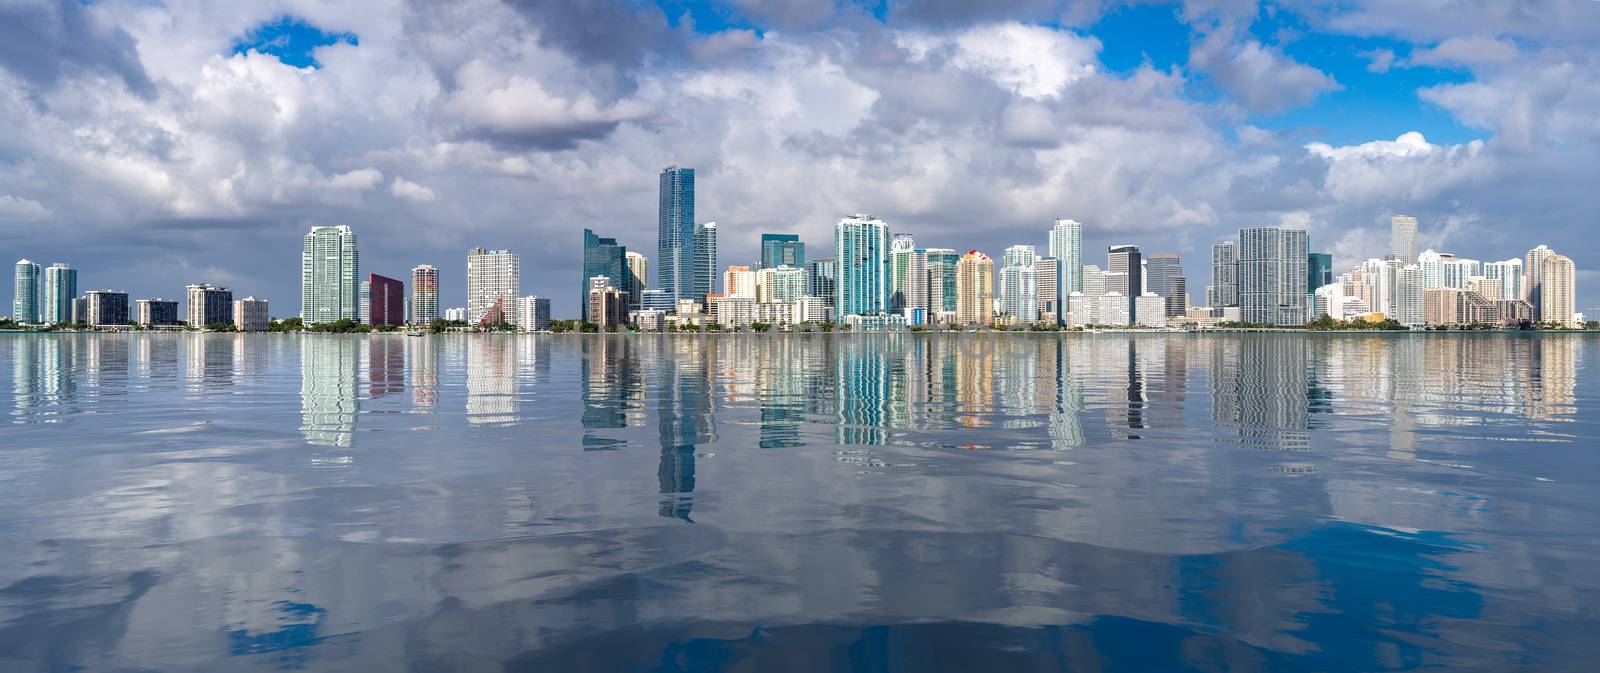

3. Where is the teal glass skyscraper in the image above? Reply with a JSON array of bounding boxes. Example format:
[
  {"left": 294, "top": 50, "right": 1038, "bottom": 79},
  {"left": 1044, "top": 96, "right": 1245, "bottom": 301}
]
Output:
[
  {"left": 1308, "top": 252, "right": 1333, "bottom": 291},
  {"left": 658, "top": 166, "right": 695, "bottom": 302},
  {"left": 833, "top": 215, "right": 889, "bottom": 319},
  {"left": 759, "top": 234, "right": 804, "bottom": 269},
  {"left": 41, "top": 263, "right": 77, "bottom": 324},
  {"left": 12, "top": 259, "right": 41, "bottom": 324},
  {"left": 582, "top": 228, "right": 626, "bottom": 321},
  {"left": 301, "top": 225, "right": 359, "bottom": 325}
]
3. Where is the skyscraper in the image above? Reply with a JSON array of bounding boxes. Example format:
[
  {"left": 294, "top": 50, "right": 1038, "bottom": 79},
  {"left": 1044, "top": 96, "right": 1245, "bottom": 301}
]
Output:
[
  {"left": 1308, "top": 252, "right": 1333, "bottom": 291},
  {"left": 301, "top": 225, "right": 359, "bottom": 325},
  {"left": 1049, "top": 219, "right": 1084, "bottom": 297},
  {"left": 1238, "top": 227, "right": 1310, "bottom": 325},
  {"left": 135, "top": 299, "right": 179, "bottom": 326},
  {"left": 1524, "top": 244, "right": 1554, "bottom": 320},
  {"left": 366, "top": 273, "right": 405, "bottom": 327},
  {"left": 925, "top": 248, "right": 959, "bottom": 314},
  {"left": 624, "top": 251, "right": 647, "bottom": 308},
  {"left": 998, "top": 245, "right": 1038, "bottom": 322},
  {"left": 234, "top": 297, "right": 269, "bottom": 332},
  {"left": 1107, "top": 244, "right": 1142, "bottom": 320},
  {"left": 955, "top": 250, "right": 994, "bottom": 326},
  {"left": 582, "top": 228, "right": 626, "bottom": 320},
  {"left": 1391, "top": 215, "right": 1418, "bottom": 263},
  {"left": 40, "top": 263, "right": 76, "bottom": 325},
  {"left": 1081, "top": 265, "right": 1106, "bottom": 297},
  {"left": 902, "top": 249, "right": 929, "bottom": 323},
  {"left": 834, "top": 215, "right": 889, "bottom": 319},
  {"left": 1207, "top": 242, "right": 1238, "bottom": 307},
  {"left": 467, "top": 247, "right": 519, "bottom": 324},
  {"left": 12, "top": 259, "right": 40, "bottom": 324},
  {"left": 1540, "top": 252, "right": 1576, "bottom": 327},
  {"left": 1393, "top": 264, "right": 1424, "bottom": 326},
  {"left": 889, "top": 234, "right": 917, "bottom": 312},
  {"left": 694, "top": 221, "right": 718, "bottom": 303},
  {"left": 1034, "top": 257, "right": 1059, "bottom": 320},
  {"left": 759, "top": 234, "right": 805, "bottom": 269},
  {"left": 186, "top": 283, "right": 233, "bottom": 327},
  {"left": 658, "top": 166, "right": 695, "bottom": 302},
  {"left": 85, "top": 290, "right": 129, "bottom": 327},
  {"left": 1483, "top": 258, "right": 1523, "bottom": 301},
  {"left": 410, "top": 264, "right": 439, "bottom": 324},
  {"left": 806, "top": 258, "right": 837, "bottom": 305},
  {"left": 1144, "top": 253, "right": 1187, "bottom": 317}
]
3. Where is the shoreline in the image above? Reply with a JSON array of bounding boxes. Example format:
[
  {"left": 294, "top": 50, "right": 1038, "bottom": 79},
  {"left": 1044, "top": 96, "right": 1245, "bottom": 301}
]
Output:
[{"left": 4, "top": 328, "right": 1597, "bottom": 336}]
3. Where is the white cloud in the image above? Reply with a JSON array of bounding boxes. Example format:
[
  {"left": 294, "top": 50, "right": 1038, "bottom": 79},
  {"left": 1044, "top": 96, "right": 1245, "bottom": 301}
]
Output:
[
  {"left": 391, "top": 177, "right": 436, "bottom": 202},
  {"left": 1192, "top": 38, "right": 1341, "bottom": 113},
  {"left": 327, "top": 168, "right": 385, "bottom": 191},
  {"left": 0, "top": 195, "right": 51, "bottom": 221},
  {"left": 1305, "top": 132, "right": 1488, "bottom": 203},
  {"left": 1360, "top": 47, "right": 1395, "bottom": 73},
  {"left": 1410, "top": 37, "right": 1520, "bottom": 68},
  {"left": 899, "top": 22, "right": 1100, "bottom": 100}
]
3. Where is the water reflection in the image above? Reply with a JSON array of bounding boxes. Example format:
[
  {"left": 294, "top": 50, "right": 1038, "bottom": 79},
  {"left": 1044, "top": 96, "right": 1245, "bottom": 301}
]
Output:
[{"left": 0, "top": 332, "right": 1595, "bottom": 672}]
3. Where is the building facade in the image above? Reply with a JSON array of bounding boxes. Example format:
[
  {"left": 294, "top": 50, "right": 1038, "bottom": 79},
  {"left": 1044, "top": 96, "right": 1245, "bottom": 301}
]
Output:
[
  {"left": 657, "top": 165, "right": 695, "bottom": 302},
  {"left": 1207, "top": 242, "right": 1238, "bottom": 308},
  {"left": 1238, "top": 228, "right": 1309, "bottom": 325},
  {"left": 367, "top": 273, "right": 405, "bottom": 327},
  {"left": 1540, "top": 252, "right": 1577, "bottom": 327},
  {"left": 806, "top": 258, "right": 837, "bottom": 307},
  {"left": 516, "top": 296, "right": 552, "bottom": 332},
  {"left": 135, "top": 299, "right": 179, "bottom": 326},
  {"left": 834, "top": 215, "right": 890, "bottom": 319},
  {"left": 756, "top": 266, "right": 806, "bottom": 304},
  {"left": 234, "top": 297, "right": 269, "bottom": 332},
  {"left": 1049, "top": 219, "right": 1084, "bottom": 297},
  {"left": 12, "top": 259, "right": 40, "bottom": 324},
  {"left": 301, "top": 225, "right": 359, "bottom": 325},
  {"left": 759, "top": 234, "right": 805, "bottom": 269},
  {"left": 582, "top": 229, "right": 626, "bottom": 321},
  {"left": 1391, "top": 215, "right": 1418, "bottom": 263},
  {"left": 955, "top": 250, "right": 994, "bottom": 326},
  {"left": 998, "top": 245, "right": 1038, "bottom": 322},
  {"left": 925, "top": 248, "right": 959, "bottom": 314},
  {"left": 41, "top": 263, "right": 76, "bottom": 324},
  {"left": 186, "top": 283, "right": 233, "bottom": 327},
  {"left": 624, "top": 252, "right": 647, "bottom": 308},
  {"left": 85, "top": 290, "right": 129, "bottom": 327},
  {"left": 693, "top": 221, "right": 717, "bottom": 303},
  {"left": 467, "top": 247, "right": 519, "bottom": 324},
  {"left": 1034, "top": 257, "right": 1059, "bottom": 321},
  {"left": 410, "top": 264, "right": 439, "bottom": 324},
  {"left": 1144, "top": 252, "right": 1187, "bottom": 317}
]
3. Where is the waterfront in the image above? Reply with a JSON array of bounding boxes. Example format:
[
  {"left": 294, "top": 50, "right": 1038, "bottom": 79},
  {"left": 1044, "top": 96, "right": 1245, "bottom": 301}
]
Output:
[{"left": 1, "top": 332, "right": 1597, "bottom": 672}]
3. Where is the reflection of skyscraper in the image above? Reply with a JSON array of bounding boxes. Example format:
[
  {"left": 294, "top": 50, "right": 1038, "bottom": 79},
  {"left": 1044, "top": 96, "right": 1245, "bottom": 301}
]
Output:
[
  {"left": 186, "top": 333, "right": 237, "bottom": 392},
  {"left": 301, "top": 337, "right": 359, "bottom": 447},
  {"left": 467, "top": 337, "right": 517, "bottom": 425},
  {"left": 367, "top": 337, "right": 405, "bottom": 399},
  {"left": 1209, "top": 335, "right": 1310, "bottom": 450},
  {"left": 837, "top": 337, "right": 891, "bottom": 444},
  {"left": 657, "top": 339, "right": 714, "bottom": 521},
  {"left": 407, "top": 334, "right": 437, "bottom": 410},
  {"left": 581, "top": 337, "right": 638, "bottom": 431},
  {"left": 12, "top": 336, "right": 78, "bottom": 421}
]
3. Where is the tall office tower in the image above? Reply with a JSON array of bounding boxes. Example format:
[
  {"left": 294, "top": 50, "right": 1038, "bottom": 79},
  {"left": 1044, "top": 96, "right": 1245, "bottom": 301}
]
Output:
[
  {"left": 1524, "top": 244, "right": 1554, "bottom": 319},
  {"left": 366, "top": 273, "right": 405, "bottom": 327},
  {"left": 186, "top": 283, "right": 233, "bottom": 327},
  {"left": 1393, "top": 264, "right": 1424, "bottom": 326},
  {"left": 1107, "top": 244, "right": 1142, "bottom": 320},
  {"left": 624, "top": 252, "right": 647, "bottom": 308},
  {"left": 806, "top": 258, "right": 837, "bottom": 305},
  {"left": 301, "top": 225, "right": 359, "bottom": 325},
  {"left": 925, "top": 248, "right": 959, "bottom": 313},
  {"left": 1207, "top": 242, "right": 1239, "bottom": 307},
  {"left": 723, "top": 265, "right": 755, "bottom": 299},
  {"left": 756, "top": 266, "right": 807, "bottom": 303},
  {"left": 901, "top": 249, "right": 930, "bottom": 323},
  {"left": 1308, "top": 252, "right": 1333, "bottom": 290},
  {"left": 1391, "top": 215, "right": 1419, "bottom": 263},
  {"left": 135, "top": 298, "right": 179, "bottom": 326},
  {"left": 1049, "top": 219, "right": 1084, "bottom": 297},
  {"left": 40, "top": 263, "right": 76, "bottom": 324},
  {"left": 657, "top": 165, "right": 695, "bottom": 301},
  {"left": 466, "top": 247, "right": 519, "bottom": 324},
  {"left": 1238, "top": 227, "right": 1310, "bottom": 325},
  {"left": 85, "top": 290, "right": 130, "bottom": 326},
  {"left": 888, "top": 234, "right": 918, "bottom": 312},
  {"left": 1144, "top": 253, "right": 1187, "bottom": 317},
  {"left": 1540, "top": 253, "right": 1577, "bottom": 327},
  {"left": 410, "top": 264, "right": 439, "bottom": 324},
  {"left": 759, "top": 234, "right": 805, "bottom": 269},
  {"left": 693, "top": 221, "right": 717, "bottom": 302},
  {"left": 12, "top": 259, "right": 40, "bottom": 324},
  {"left": 998, "top": 245, "right": 1038, "bottom": 322},
  {"left": 1483, "top": 259, "right": 1523, "bottom": 301},
  {"left": 1081, "top": 265, "right": 1106, "bottom": 297},
  {"left": 955, "top": 250, "right": 994, "bottom": 325},
  {"left": 582, "top": 228, "right": 627, "bottom": 320},
  {"left": 833, "top": 215, "right": 890, "bottom": 318},
  {"left": 234, "top": 297, "right": 269, "bottom": 332},
  {"left": 1034, "top": 257, "right": 1059, "bottom": 319}
]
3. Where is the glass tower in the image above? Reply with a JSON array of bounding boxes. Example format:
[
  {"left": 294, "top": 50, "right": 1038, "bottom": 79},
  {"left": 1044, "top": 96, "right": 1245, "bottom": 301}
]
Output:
[
  {"left": 301, "top": 226, "right": 359, "bottom": 325},
  {"left": 582, "top": 228, "right": 626, "bottom": 321},
  {"left": 41, "top": 263, "right": 77, "bottom": 325},
  {"left": 658, "top": 166, "right": 695, "bottom": 302},
  {"left": 1238, "top": 227, "right": 1309, "bottom": 325},
  {"left": 833, "top": 215, "right": 889, "bottom": 319},
  {"left": 12, "top": 259, "right": 41, "bottom": 324},
  {"left": 1307, "top": 252, "right": 1333, "bottom": 291},
  {"left": 693, "top": 222, "right": 717, "bottom": 303},
  {"left": 1049, "top": 218, "right": 1083, "bottom": 297},
  {"left": 759, "top": 234, "right": 804, "bottom": 269}
]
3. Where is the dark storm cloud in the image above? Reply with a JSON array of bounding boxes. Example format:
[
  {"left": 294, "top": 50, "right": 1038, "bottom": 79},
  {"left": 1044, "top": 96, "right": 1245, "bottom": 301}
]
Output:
[
  {"left": 0, "top": 0, "right": 154, "bottom": 99},
  {"left": 500, "top": 0, "right": 680, "bottom": 70}
]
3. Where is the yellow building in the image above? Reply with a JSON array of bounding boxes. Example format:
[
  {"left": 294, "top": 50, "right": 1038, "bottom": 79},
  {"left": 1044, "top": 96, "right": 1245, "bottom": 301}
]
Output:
[{"left": 955, "top": 250, "right": 993, "bottom": 326}]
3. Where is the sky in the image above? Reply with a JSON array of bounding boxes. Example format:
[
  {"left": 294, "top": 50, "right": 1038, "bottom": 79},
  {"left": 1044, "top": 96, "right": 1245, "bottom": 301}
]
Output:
[{"left": 2, "top": 0, "right": 1599, "bottom": 319}]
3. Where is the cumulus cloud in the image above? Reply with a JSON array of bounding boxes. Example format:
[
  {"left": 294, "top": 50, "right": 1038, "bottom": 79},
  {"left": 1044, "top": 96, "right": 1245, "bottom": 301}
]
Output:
[
  {"left": 0, "top": 0, "right": 154, "bottom": 99},
  {"left": 437, "top": 60, "right": 652, "bottom": 149},
  {"left": 1305, "top": 132, "right": 1488, "bottom": 203},
  {"left": 1191, "top": 38, "right": 1341, "bottom": 113},
  {"left": 1410, "top": 36, "right": 1520, "bottom": 68},
  {"left": 0, "top": 195, "right": 51, "bottom": 221},
  {"left": 390, "top": 177, "right": 436, "bottom": 202},
  {"left": 327, "top": 168, "right": 385, "bottom": 191}
]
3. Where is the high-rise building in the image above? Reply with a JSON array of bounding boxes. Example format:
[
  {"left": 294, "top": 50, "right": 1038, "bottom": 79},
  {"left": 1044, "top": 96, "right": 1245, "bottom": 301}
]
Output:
[
  {"left": 301, "top": 225, "right": 359, "bottom": 325},
  {"left": 658, "top": 165, "right": 695, "bottom": 302},
  {"left": 756, "top": 266, "right": 807, "bottom": 304},
  {"left": 901, "top": 249, "right": 929, "bottom": 323},
  {"left": 1393, "top": 264, "right": 1424, "bottom": 326},
  {"left": 1107, "top": 244, "right": 1142, "bottom": 321},
  {"left": 582, "top": 228, "right": 627, "bottom": 320},
  {"left": 759, "top": 234, "right": 805, "bottom": 269},
  {"left": 889, "top": 234, "right": 917, "bottom": 312},
  {"left": 516, "top": 296, "right": 552, "bottom": 332},
  {"left": 1081, "top": 265, "right": 1106, "bottom": 297},
  {"left": 1540, "top": 253, "right": 1577, "bottom": 327},
  {"left": 1144, "top": 253, "right": 1187, "bottom": 317},
  {"left": 1207, "top": 242, "right": 1238, "bottom": 307},
  {"left": 1524, "top": 245, "right": 1554, "bottom": 320},
  {"left": 366, "top": 273, "right": 405, "bottom": 327},
  {"left": 40, "top": 263, "right": 76, "bottom": 324},
  {"left": 1483, "top": 258, "right": 1523, "bottom": 301},
  {"left": 1391, "top": 215, "right": 1418, "bottom": 263},
  {"left": 723, "top": 265, "right": 755, "bottom": 299},
  {"left": 234, "top": 297, "right": 269, "bottom": 332},
  {"left": 1444, "top": 258, "right": 1480, "bottom": 289},
  {"left": 998, "top": 245, "right": 1038, "bottom": 322},
  {"left": 693, "top": 221, "right": 717, "bottom": 303},
  {"left": 1049, "top": 219, "right": 1084, "bottom": 297},
  {"left": 1238, "top": 227, "right": 1309, "bottom": 325},
  {"left": 84, "top": 290, "right": 129, "bottom": 327},
  {"left": 467, "top": 247, "right": 519, "bottom": 324},
  {"left": 410, "top": 265, "right": 439, "bottom": 325},
  {"left": 925, "top": 248, "right": 959, "bottom": 314},
  {"left": 135, "top": 299, "right": 179, "bottom": 326},
  {"left": 1308, "top": 252, "right": 1333, "bottom": 291},
  {"left": 955, "top": 250, "right": 994, "bottom": 325},
  {"left": 834, "top": 215, "right": 889, "bottom": 319},
  {"left": 12, "top": 259, "right": 40, "bottom": 324},
  {"left": 1034, "top": 257, "right": 1059, "bottom": 320},
  {"left": 806, "top": 258, "right": 837, "bottom": 306},
  {"left": 587, "top": 278, "right": 626, "bottom": 329},
  {"left": 624, "top": 252, "right": 647, "bottom": 308},
  {"left": 1418, "top": 249, "right": 1449, "bottom": 288},
  {"left": 186, "top": 283, "right": 233, "bottom": 327}
]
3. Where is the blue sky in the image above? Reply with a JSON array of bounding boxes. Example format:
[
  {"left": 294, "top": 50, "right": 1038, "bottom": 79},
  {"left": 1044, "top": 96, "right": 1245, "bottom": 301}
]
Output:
[{"left": 5, "top": 0, "right": 1600, "bottom": 318}]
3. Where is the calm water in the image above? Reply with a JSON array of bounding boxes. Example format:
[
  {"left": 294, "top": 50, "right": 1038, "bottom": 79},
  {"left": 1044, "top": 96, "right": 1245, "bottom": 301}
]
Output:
[{"left": 1, "top": 332, "right": 1597, "bottom": 672}]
